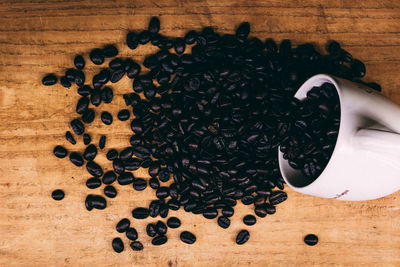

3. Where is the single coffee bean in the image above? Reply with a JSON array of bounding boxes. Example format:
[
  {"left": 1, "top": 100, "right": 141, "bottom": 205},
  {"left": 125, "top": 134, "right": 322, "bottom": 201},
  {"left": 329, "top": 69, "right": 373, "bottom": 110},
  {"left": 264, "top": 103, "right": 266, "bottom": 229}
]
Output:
[
  {"left": 70, "top": 119, "right": 85, "bottom": 135},
  {"left": 86, "top": 161, "right": 103, "bottom": 177},
  {"left": 254, "top": 205, "right": 267, "bottom": 218},
  {"left": 90, "top": 48, "right": 104, "bottom": 65},
  {"left": 243, "top": 215, "right": 256, "bottom": 226},
  {"left": 83, "top": 144, "right": 97, "bottom": 161},
  {"left": 304, "top": 234, "right": 318, "bottom": 246},
  {"left": 104, "top": 185, "right": 117, "bottom": 198},
  {"left": 126, "top": 32, "right": 139, "bottom": 50},
  {"left": 156, "top": 187, "right": 169, "bottom": 199},
  {"left": 269, "top": 191, "right": 288, "bottom": 205},
  {"left": 90, "top": 195, "right": 107, "bottom": 210},
  {"left": 151, "top": 235, "right": 167, "bottom": 246},
  {"left": 83, "top": 133, "right": 91, "bottom": 145},
  {"left": 126, "top": 227, "right": 138, "bottom": 241},
  {"left": 236, "top": 230, "right": 250, "bottom": 245},
  {"left": 99, "top": 135, "right": 106, "bottom": 149},
  {"left": 222, "top": 207, "right": 234, "bottom": 217},
  {"left": 65, "top": 68, "right": 76, "bottom": 82},
  {"left": 148, "top": 17, "right": 160, "bottom": 34},
  {"left": 90, "top": 89, "right": 101, "bottom": 106},
  {"left": 109, "top": 58, "right": 123, "bottom": 69},
  {"left": 112, "top": 237, "right": 124, "bottom": 253},
  {"left": 123, "top": 158, "right": 141, "bottom": 171},
  {"left": 138, "top": 30, "right": 151, "bottom": 44},
  {"left": 53, "top": 145, "right": 68, "bottom": 158},
  {"left": 217, "top": 216, "right": 231, "bottom": 229},
  {"left": 102, "top": 44, "right": 118, "bottom": 58},
  {"left": 74, "top": 55, "right": 85, "bottom": 70},
  {"left": 166, "top": 217, "right": 181, "bottom": 228},
  {"left": 117, "top": 109, "right": 130, "bottom": 121},
  {"left": 101, "top": 111, "right": 113, "bottom": 125},
  {"left": 174, "top": 38, "right": 186, "bottom": 54},
  {"left": 130, "top": 241, "right": 144, "bottom": 251},
  {"left": 118, "top": 172, "right": 134, "bottom": 185},
  {"left": 156, "top": 221, "right": 167, "bottom": 235},
  {"left": 51, "top": 189, "right": 64, "bottom": 200},
  {"left": 119, "top": 147, "right": 133, "bottom": 160},
  {"left": 159, "top": 204, "right": 169, "bottom": 218},
  {"left": 146, "top": 223, "right": 157, "bottom": 237},
  {"left": 133, "top": 178, "right": 147, "bottom": 191},
  {"left": 82, "top": 109, "right": 95, "bottom": 124},
  {"left": 65, "top": 131, "right": 76, "bottom": 145},
  {"left": 116, "top": 218, "right": 130, "bottom": 233},
  {"left": 236, "top": 22, "right": 250, "bottom": 39},
  {"left": 60, "top": 76, "right": 71, "bottom": 88},
  {"left": 132, "top": 207, "right": 149, "bottom": 219},
  {"left": 86, "top": 177, "right": 101, "bottom": 189},
  {"left": 74, "top": 70, "right": 85, "bottom": 86},
  {"left": 101, "top": 87, "right": 113, "bottom": 103},
  {"left": 102, "top": 170, "right": 117, "bottom": 184},
  {"left": 149, "top": 177, "right": 160, "bottom": 189},
  {"left": 85, "top": 195, "right": 93, "bottom": 211},
  {"left": 42, "top": 74, "right": 57, "bottom": 86},
  {"left": 180, "top": 231, "right": 196, "bottom": 244},
  {"left": 106, "top": 149, "right": 118, "bottom": 161},
  {"left": 110, "top": 68, "right": 125, "bottom": 83},
  {"left": 69, "top": 152, "right": 84, "bottom": 167},
  {"left": 203, "top": 207, "right": 218, "bottom": 219}
]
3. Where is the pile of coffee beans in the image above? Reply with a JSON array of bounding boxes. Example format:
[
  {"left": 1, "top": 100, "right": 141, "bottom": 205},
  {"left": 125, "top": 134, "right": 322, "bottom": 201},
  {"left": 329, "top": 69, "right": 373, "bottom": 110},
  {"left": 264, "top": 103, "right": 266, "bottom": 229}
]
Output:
[{"left": 46, "top": 17, "right": 379, "bottom": 252}]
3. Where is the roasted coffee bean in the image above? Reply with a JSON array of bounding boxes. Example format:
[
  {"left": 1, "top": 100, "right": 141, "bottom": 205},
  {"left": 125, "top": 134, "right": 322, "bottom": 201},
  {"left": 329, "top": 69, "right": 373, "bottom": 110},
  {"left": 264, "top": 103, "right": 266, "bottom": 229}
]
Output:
[
  {"left": 149, "top": 200, "right": 161, "bottom": 218},
  {"left": 112, "top": 238, "right": 124, "bottom": 253},
  {"left": 126, "top": 227, "right": 138, "bottom": 241},
  {"left": 236, "top": 230, "right": 250, "bottom": 245},
  {"left": 269, "top": 191, "right": 288, "bottom": 205},
  {"left": 254, "top": 205, "right": 267, "bottom": 218},
  {"left": 130, "top": 241, "right": 144, "bottom": 251},
  {"left": 102, "top": 170, "right": 117, "bottom": 184},
  {"left": 167, "top": 199, "right": 180, "bottom": 210},
  {"left": 117, "top": 109, "right": 130, "bottom": 121},
  {"left": 156, "top": 187, "right": 169, "bottom": 199},
  {"left": 120, "top": 147, "right": 133, "bottom": 160},
  {"left": 174, "top": 38, "right": 186, "bottom": 54},
  {"left": 116, "top": 218, "right": 131, "bottom": 233},
  {"left": 217, "top": 216, "right": 230, "bottom": 229},
  {"left": 110, "top": 58, "right": 123, "bottom": 69},
  {"left": 42, "top": 74, "right": 57, "bottom": 86},
  {"left": 236, "top": 22, "right": 250, "bottom": 39},
  {"left": 132, "top": 207, "right": 149, "bottom": 219},
  {"left": 83, "top": 133, "right": 91, "bottom": 145},
  {"left": 78, "top": 84, "right": 91, "bottom": 96},
  {"left": 104, "top": 185, "right": 117, "bottom": 198},
  {"left": 74, "top": 55, "right": 85, "bottom": 70},
  {"left": 90, "top": 48, "right": 104, "bottom": 65},
  {"left": 222, "top": 207, "right": 234, "bottom": 217},
  {"left": 60, "top": 76, "right": 71, "bottom": 88},
  {"left": 89, "top": 195, "right": 107, "bottom": 210},
  {"left": 101, "top": 87, "right": 114, "bottom": 103},
  {"left": 156, "top": 221, "right": 167, "bottom": 235},
  {"left": 111, "top": 68, "right": 125, "bottom": 83},
  {"left": 74, "top": 70, "right": 85, "bottom": 86},
  {"left": 133, "top": 178, "right": 147, "bottom": 191},
  {"left": 140, "top": 157, "right": 152, "bottom": 168},
  {"left": 102, "top": 44, "right": 118, "bottom": 58},
  {"left": 184, "top": 30, "right": 197, "bottom": 44},
  {"left": 85, "top": 195, "right": 93, "bottom": 211},
  {"left": 65, "top": 69, "right": 76, "bottom": 82},
  {"left": 83, "top": 144, "right": 97, "bottom": 161},
  {"left": 99, "top": 135, "right": 106, "bottom": 149},
  {"left": 148, "top": 17, "right": 160, "bottom": 34},
  {"left": 101, "top": 111, "right": 113, "bottom": 125},
  {"left": 70, "top": 119, "right": 84, "bottom": 135},
  {"left": 146, "top": 223, "right": 157, "bottom": 237},
  {"left": 149, "top": 177, "right": 160, "bottom": 189},
  {"left": 86, "top": 161, "right": 103, "bottom": 177},
  {"left": 148, "top": 164, "right": 160, "bottom": 177},
  {"left": 69, "top": 152, "right": 84, "bottom": 166},
  {"left": 166, "top": 217, "right": 181, "bottom": 228},
  {"left": 123, "top": 158, "right": 141, "bottom": 171},
  {"left": 65, "top": 131, "right": 76, "bottom": 145},
  {"left": 82, "top": 109, "right": 95, "bottom": 124},
  {"left": 126, "top": 32, "right": 138, "bottom": 50},
  {"left": 159, "top": 204, "right": 169, "bottom": 218},
  {"left": 243, "top": 215, "right": 256, "bottom": 226},
  {"left": 152, "top": 235, "right": 167, "bottom": 246},
  {"left": 180, "top": 231, "right": 196, "bottom": 244},
  {"left": 114, "top": 160, "right": 127, "bottom": 176},
  {"left": 51, "top": 189, "right": 64, "bottom": 200},
  {"left": 203, "top": 208, "right": 218, "bottom": 219},
  {"left": 304, "top": 234, "right": 318, "bottom": 246},
  {"left": 126, "top": 61, "right": 141, "bottom": 78},
  {"left": 86, "top": 177, "right": 101, "bottom": 189},
  {"left": 90, "top": 89, "right": 101, "bottom": 106},
  {"left": 106, "top": 149, "right": 118, "bottom": 161},
  {"left": 138, "top": 30, "right": 151, "bottom": 44},
  {"left": 53, "top": 145, "right": 68, "bottom": 158}
]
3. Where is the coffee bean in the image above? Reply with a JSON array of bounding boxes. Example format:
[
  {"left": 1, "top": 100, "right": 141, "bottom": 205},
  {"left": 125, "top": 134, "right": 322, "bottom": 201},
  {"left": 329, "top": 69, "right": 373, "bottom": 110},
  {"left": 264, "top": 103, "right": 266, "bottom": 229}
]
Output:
[
  {"left": 148, "top": 17, "right": 160, "bottom": 34},
  {"left": 70, "top": 119, "right": 84, "bottom": 135},
  {"left": 130, "top": 241, "right": 144, "bottom": 251},
  {"left": 180, "top": 231, "right": 196, "bottom": 244},
  {"left": 149, "top": 177, "right": 160, "bottom": 189},
  {"left": 51, "top": 189, "right": 64, "bottom": 200},
  {"left": 126, "top": 61, "right": 141, "bottom": 78},
  {"left": 222, "top": 207, "right": 234, "bottom": 217},
  {"left": 166, "top": 217, "right": 181, "bottom": 228},
  {"left": 102, "top": 44, "right": 118, "bottom": 58},
  {"left": 112, "top": 237, "right": 124, "bottom": 253},
  {"left": 101, "top": 87, "right": 113, "bottom": 103},
  {"left": 102, "top": 170, "right": 117, "bottom": 184},
  {"left": 99, "top": 135, "right": 106, "bottom": 149},
  {"left": 156, "top": 221, "right": 168, "bottom": 235},
  {"left": 156, "top": 187, "right": 169, "bottom": 199},
  {"left": 69, "top": 152, "right": 84, "bottom": 166},
  {"left": 101, "top": 111, "right": 113, "bottom": 125},
  {"left": 203, "top": 207, "right": 218, "bottom": 219},
  {"left": 269, "top": 191, "right": 287, "bottom": 205},
  {"left": 106, "top": 149, "right": 118, "bottom": 161},
  {"left": 254, "top": 205, "right": 267, "bottom": 218},
  {"left": 304, "top": 234, "right": 318, "bottom": 246},
  {"left": 90, "top": 49, "right": 104, "bottom": 65},
  {"left": 74, "top": 55, "right": 85, "bottom": 70},
  {"left": 217, "top": 216, "right": 230, "bottom": 229},
  {"left": 88, "top": 195, "right": 107, "bottom": 210},
  {"left": 86, "top": 161, "right": 103, "bottom": 177},
  {"left": 236, "top": 22, "right": 250, "bottom": 39},
  {"left": 104, "top": 185, "right": 117, "bottom": 198},
  {"left": 126, "top": 32, "right": 138, "bottom": 50},
  {"left": 83, "top": 133, "right": 91, "bottom": 145},
  {"left": 132, "top": 207, "right": 149, "bottom": 219},
  {"left": 82, "top": 109, "right": 95, "bottom": 124},
  {"left": 151, "top": 235, "right": 167, "bottom": 246},
  {"left": 118, "top": 172, "right": 134, "bottom": 186},
  {"left": 243, "top": 215, "right": 256, "bottom": 226},
  {"left": 123, "top": 158, "right": 141, "bottom": 171},
  {"left": 53, "top": 145, "right": 68, "bottom": 158},
  {"left": 146, "top": 223, "right": 157, "bottom": 237},
  {"left": 236, "top": 230, "right": 250, "bottom": 245},
  {"left": 65, "top": 131, "right": 76, "bottom": 145},
  {"left": 42, "top": 74, "right": 57, "bottom": 86},
  {"left": 74, "top": 70, "right": 85, "bottom": 86},
  {"left": 133, "top": 178, "right": 147, "bottom": 191},
  {"left": 116, "top": 218, "right": 130, "bottom": 233},
  {"left": 184, "top": 30, "right": 197, "bottom": 44},
  {"left": 83, "top": 144, "right": 97, "bottom": 161},
  {"left": 174, "top": 38, "right": 186, "bottom": 54},
  {"left": 117, "top": 109, "right": 130, "bottom": 121},
  {"left": 126, "top": 227, "right": 138, "bottom": 241},
  {"left": 90, "top": 89, "right": 101, "bottom": 106},
  {"left": 110, "top": 69, "right": 125, "bottom": 83},
  {"left": 86, "top": 177, "right": 101, "bottom": 189},
  {"left": 138, "top": 30, "right": 151, "bottom": 44},
  {"left": 159, "top": 204, "right": 169, "bottom": 218},
  {"left": 60, "top": 76, "right": 71, "bottom": 88}
]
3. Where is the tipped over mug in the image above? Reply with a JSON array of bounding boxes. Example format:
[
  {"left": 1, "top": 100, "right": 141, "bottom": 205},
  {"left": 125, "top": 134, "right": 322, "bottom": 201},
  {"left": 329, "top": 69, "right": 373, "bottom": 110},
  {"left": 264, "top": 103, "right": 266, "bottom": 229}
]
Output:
[{"left": 278, "top": 74, "right": 400, "bottom": 201}]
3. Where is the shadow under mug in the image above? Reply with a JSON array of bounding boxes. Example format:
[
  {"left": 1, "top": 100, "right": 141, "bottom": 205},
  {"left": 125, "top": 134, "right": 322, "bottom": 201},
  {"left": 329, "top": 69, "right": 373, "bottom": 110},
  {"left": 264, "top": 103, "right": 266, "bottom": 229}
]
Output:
[{"left": 278, "top": 74, "right": 400, "bottom": 201}]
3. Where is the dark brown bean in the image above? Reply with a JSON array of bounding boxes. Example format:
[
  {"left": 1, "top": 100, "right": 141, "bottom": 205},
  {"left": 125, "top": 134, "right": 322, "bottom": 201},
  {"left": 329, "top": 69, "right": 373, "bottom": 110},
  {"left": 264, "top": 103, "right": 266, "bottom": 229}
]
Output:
[
  {"left": 51, "top": 189, "right": 64, "bottom": 200},
  {"left": 180, "top": 231, "right": 196, "bottom": 244}
]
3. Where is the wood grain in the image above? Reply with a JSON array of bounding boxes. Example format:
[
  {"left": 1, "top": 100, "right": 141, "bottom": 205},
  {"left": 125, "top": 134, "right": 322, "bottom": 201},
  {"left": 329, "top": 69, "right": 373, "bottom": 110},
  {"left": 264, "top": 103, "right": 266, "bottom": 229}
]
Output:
[{"left": 0, "top": 0, "right": 399, "bottom": 266}]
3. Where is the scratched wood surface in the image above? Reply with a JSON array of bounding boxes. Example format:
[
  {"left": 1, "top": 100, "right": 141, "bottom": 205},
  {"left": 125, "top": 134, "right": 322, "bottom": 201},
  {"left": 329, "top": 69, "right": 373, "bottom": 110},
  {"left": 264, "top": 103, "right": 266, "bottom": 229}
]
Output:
[{"left": 0, "top": 0, "right": 399, "bottom": 266}]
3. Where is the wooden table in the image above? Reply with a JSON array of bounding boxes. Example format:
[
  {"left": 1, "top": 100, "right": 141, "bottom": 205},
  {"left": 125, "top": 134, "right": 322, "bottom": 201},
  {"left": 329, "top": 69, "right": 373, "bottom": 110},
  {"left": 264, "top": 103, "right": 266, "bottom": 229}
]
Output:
[{"left": 1, "top": 1, "right": 399, "bottom": 266}]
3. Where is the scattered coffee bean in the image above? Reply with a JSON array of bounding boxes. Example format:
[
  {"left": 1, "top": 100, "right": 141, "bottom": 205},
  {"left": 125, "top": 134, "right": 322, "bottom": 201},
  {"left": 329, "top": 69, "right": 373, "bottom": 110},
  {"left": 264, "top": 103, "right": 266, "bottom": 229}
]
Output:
[
  {"left": 101, "top": 111, "right": 113, "bottom": 125},
  {"left": 42, "top": 74, "right": 57, "bottom": 86},
  {"left": 74, "top": 55, "right": 85, "bottom": 70},
  {"left": 87, "top": 195, "right": 107, "bottom": 210},
  {"left": 70, "top": 119, "right": 84, "bottom": 135},
  {"left": 60, "top": 76, "right": 71, "bottom": 88},
  {"left": 133, "top": 178, "right": 147, "bottom": 191},
  {"left": 106, "top": 149, "right": 118, "bottom": 161},
  {"left": 126, "top": 227, "right": 138, "bottom": 241},
  {"left": 101, "top": 87, "right": 113, "bottom": 103},
  {"left": 112, "top": 237, "right": 124, "bottom": 253},
  {"left": 117, "top": 109, "right": 130, "bottom": 121},
  {"left": 102, "top": 170, "right": 117, "bottom": 184},
  {"left": 151, "top": 235, "right": 167, "bottom": 246},
  {"left": 90, "top": 49, "right": 104, "bottom": 65},
  {"left": 86, "top": 177, "right": 101, "bottom": 189},
  {"left": 166, "top": 217, "right": 181, "bottom": 228},
  {"left": 83, "top": 144, "right": 97, "bottom": 161},
  {"left": 117, "top": 171, "right": 133, "bottom": 185},
  {"left": 51, "top": 189, "right": 65, "bottom": 200},
  {"left": 243, "top": 215, "right": 256, "bottom": 226},
  {"left": 236, "top": 230, "right": 250, "bottom": 245},
  {"left": 148, "top": 17, "right": 160, "bottom": 34},
  {"left": 269, "top": 191, "right": 288, "bottom": 205},
  {"left": 69, "top": 152, "right": 84, "bottom": 166},
  {"left": 156, "top": 221, "right": 167, "bottom": 235},
  {"left": 146, "top": 223, "right": 157, "bottom": 237},
  {"left": 86, "top": 161, "right": 103, "bottom": 177},
  {"left": 217, "top": 216, "right": 231, "bottom": 229},
  {"left": 180, "top": 231, "right": 196, "bottom": 244},
  {"left": 104, "top": 185, "right": 117, "bottom": 198},
  {"left": 65, "top": 131, "right": 76, "bottom": 145},
  {"left": 83, "top": 133, "right": 91, "bottom": 145},
  {"left": 116, "top": 218, "right": 131, "bottom": 233},
  {"left": 102, "top": 45, "right": 118, "bottom": 58},
  {"left": 130, "top": 241, "right": 144, "bottom": 251},
  {"left": 132, "top": 207, "right": 149, "bottom": 219},
  {"left": 82, "top": 109, "right": 95, "bottom": 124},
  {"left": 53, "top": 145, "right": 68, "bottom": 158},
  {"left": 304, "top": 234, "right": 318, "bottom": 246},
  {"left": 99, "top": 135, "right": 106, "bottom": 149}
]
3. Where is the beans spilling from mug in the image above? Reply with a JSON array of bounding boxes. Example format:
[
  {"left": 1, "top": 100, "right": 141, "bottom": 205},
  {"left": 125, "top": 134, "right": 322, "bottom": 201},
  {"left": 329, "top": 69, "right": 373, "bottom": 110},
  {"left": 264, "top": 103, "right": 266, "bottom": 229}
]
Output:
[{"left": 45, "top": 17, "right": 378, "bottom": 252}]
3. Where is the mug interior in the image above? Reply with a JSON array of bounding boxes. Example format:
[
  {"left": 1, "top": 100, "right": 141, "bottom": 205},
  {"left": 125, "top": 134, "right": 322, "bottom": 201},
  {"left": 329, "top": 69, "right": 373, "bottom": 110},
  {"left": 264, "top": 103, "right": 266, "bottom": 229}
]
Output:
[{"left": 278, "top": 74, "right": 343, "bottom": 188}]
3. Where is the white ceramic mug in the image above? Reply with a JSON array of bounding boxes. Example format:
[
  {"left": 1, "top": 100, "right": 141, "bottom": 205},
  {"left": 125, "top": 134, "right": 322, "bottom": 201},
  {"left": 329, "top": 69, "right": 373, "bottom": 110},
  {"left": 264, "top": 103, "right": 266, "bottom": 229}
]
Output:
[{"left": 278, "top": 74, "right": 400, "bottom": 201}]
